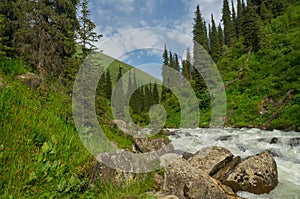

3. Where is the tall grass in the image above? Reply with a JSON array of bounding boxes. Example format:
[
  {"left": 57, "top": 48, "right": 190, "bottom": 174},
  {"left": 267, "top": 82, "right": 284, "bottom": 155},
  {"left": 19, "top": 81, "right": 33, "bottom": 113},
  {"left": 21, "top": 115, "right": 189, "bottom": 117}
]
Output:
[{"left": 0, "top": 59, "right": 158, "bottom": 198}]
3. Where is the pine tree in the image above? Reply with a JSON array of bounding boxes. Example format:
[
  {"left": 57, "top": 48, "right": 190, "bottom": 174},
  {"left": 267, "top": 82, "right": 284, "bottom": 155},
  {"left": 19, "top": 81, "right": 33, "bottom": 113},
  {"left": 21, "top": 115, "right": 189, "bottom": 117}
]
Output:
[
  {"left": 78, "top": 0, "right": 102, "bottom": 55},
  {"left": 243, "top": 1, "right": 261, "bottom": 51},
  {"left": 193, "top": 5, "right": 209, "bottom": 52},
  {"left": 237, "top": 0, "right": 244, "bottom": 38},
  {"left": 222, "top": 0, "right": 235, "bottom": 47},
  {"left": 115, "top": 66, "right": 124, "bottom": 117},
  {"left": 218, "top": 23, "right": 224, "bottom": 54},
  {"left": 12, "top": 0, "right": 79, "bottom": 78},
  {"left": 105, "top": 69, "right": 112, "bottom": 99},
  {"left": 260, "top": 0, "right": 272, "bottom": 22},
  {"left": 182, "top": 48, "right": 192, "bottom": 81},
  {"left": 161, "top": 45, "right": 170, "bottom": 100},
  {"left": 0, "top": 13, "right": 8, "bottom": 56},
  {"left": 231, "top": 0, "right": 238, "bottom": 39},
  {"left": 152, "top": 82, "right": 160, "bottom": 104},
  {"left": 209, "top": 14, "right": 221, "bottom": 61}
]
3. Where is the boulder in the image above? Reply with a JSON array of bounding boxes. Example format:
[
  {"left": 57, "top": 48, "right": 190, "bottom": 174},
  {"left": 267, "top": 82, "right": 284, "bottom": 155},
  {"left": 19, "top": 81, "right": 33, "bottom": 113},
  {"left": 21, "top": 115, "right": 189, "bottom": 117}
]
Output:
[
  {"left": 223, "top": 150, "right": 278, "bottom": 194},
  {"left": 270, "top": 137, "right": 279, "bottom": 144},
  {"left": 163, "top": 158, "right": 242, "bottom": 199},
  {"left": 188, "top": 146, "right": 234, "bottom": 176},
  {"left": 16, "top": 72, "right": 41, "bottom": 90},
  {"left": 213, "top": 156, "right": 241, "bottom": 181},
  {"left": 132, "top": 134, "right": 170, "bottom": 153},
  {"left": 288, "top": 137, "right": 300, "bottom": 147}
]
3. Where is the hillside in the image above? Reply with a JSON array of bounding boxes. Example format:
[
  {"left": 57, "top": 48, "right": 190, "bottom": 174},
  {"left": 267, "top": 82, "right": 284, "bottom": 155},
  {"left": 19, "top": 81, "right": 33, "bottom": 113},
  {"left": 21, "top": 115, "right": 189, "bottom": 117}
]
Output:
[{"left": 216, "top": 2, "right": 300, "bottom": 131}]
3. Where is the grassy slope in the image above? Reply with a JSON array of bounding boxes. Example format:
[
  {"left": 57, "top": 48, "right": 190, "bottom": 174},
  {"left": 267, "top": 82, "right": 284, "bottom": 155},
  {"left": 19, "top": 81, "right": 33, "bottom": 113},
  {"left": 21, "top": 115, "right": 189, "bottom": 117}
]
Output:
[
  {"left": 0, "top": 58, "right": 157, "bottom": 198},
  {"left": 215, "top": 2, "right": 300, "bottom": 131}
]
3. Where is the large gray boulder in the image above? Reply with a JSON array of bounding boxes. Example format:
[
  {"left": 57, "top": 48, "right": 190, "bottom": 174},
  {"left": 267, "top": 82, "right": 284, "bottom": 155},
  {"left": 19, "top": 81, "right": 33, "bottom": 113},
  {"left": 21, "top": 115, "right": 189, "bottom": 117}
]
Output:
[
  {"left": 163, "top": 158, "right": 242, "bottom": 199},
  {"left": 16, "top": 72, "right": 41, "bottom": 89},
  {"left": 132, "top": 134, "right": 170, "bottom": 153},
  {"left": 223, "top": 150, "right": 278, "bottom": 194},
  {"left": 188, "top": 146, "right": 234, "bottom": 176}
]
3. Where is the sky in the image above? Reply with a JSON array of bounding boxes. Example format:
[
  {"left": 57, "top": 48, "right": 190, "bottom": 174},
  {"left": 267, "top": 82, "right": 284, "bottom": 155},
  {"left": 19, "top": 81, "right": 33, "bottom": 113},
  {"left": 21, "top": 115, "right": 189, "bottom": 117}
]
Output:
[{"left": 89, "top": 0, "right": 223, "bottom": 79}]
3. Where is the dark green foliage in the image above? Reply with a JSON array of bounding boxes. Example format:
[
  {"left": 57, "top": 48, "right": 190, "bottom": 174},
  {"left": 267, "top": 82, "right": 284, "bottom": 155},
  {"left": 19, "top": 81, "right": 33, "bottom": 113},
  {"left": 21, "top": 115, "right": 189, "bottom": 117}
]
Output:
[
  {"left": 193, "top": 5, "right": 209, "bottom": 52},
  {"left": 242, "top": 1, "right": 261, "bottom": 51},
  {"left": 222, "top": 0, "right": 235, "bottom": 47},
  {"left": 78, "top": 0, "right": 102, "bottom": 55},
  {"left": 105, "top": 69, "right": 112, "bottom": 100},
  {"left": 209, "top": 14, "right": 221, "bottom": 61}
]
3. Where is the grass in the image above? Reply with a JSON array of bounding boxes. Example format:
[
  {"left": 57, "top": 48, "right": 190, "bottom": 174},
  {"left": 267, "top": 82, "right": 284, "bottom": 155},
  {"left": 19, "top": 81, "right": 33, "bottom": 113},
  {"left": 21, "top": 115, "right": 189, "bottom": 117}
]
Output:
[{"left": 0, "top": 58, "right": 159, "bottom": 198}]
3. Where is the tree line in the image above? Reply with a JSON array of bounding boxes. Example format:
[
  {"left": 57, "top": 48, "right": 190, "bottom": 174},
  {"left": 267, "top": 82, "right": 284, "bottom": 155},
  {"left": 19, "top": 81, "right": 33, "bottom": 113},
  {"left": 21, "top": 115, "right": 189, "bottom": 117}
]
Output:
[{"left": 0, "top": 0, "right": 100, "bottom": 81}]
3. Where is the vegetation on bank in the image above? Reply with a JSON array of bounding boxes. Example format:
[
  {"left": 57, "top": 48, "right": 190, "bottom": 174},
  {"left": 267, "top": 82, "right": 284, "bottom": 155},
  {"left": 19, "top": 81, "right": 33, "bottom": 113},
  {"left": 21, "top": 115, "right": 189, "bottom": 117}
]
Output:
[{"left": 1, "top": 0, "right": 299, "bottom": 198}]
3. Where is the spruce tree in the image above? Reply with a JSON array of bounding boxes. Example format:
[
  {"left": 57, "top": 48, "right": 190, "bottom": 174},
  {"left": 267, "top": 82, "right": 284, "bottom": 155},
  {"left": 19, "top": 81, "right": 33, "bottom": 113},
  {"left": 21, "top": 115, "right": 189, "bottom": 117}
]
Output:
[
  {"left": 209, "top": 14, "right": 221, "bottom": 61},
  {"left": 222, "top": 0, "right": 235, "bottom": 47},
  {"left": 218, "top": 23, "right": 224, "bottom": 55},
  {"left": 193, "top": 5, "right": 209, "bottom": 52},
  {"left": 243, "top": 1, "right": 261, "bottom": 51},
  {"left": 152, "top": 82, "right": 160, "bottom": 104},
  {"left": 105, "top": 69, "right": 112, "bottom": 99},
  {"left": 260, "top": 0, "right": 272, "bottom": 22},
  {"left": 161, "top": 45, "right": 170, "bottom": 100},
  {"left": 12, "top": 0, "right": 79, "bottom": 78},
  {"left": 231, "top": 0, "right": 238, "bottom": 39},
  {"left": 182, "top": 48, "right": 192, "bottom": 81},
  {"left": 78, "top": 0, "right": 102, "bottom": 55},
  {"left": 237, "top": 0, "right": 244, "bottom": 38}
]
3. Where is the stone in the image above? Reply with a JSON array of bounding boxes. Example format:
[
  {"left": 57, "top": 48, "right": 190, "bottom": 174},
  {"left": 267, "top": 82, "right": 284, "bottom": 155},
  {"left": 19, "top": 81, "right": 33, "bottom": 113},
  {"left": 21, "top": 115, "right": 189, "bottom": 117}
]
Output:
[
  {"left": 223, "top": 150, "right": 278, "bottom": 194},
  {"left": 16, "top": 72, "right": 41, "bottom": 90},
  {"left": 213, "top": 156, "right": 241, "bottom": 181},
  {"left": 270, "top": 137, "right": 279, "bottom": 144},
  {"left": 163, "top": 158, "right": 242, "bottom": 199},
  {"left": 132, "top": 134, "right": 170, "bottom": 153},
  {"left": 288, "top": 137, "right": 300, "bottom": 147},
  {"left": 218, "top": 135, "right": 234, "bottom": 141},
  {"left": 182, "top": 152, "right": 193, "bottom": 160},
  {"left": 188, "top": 146, "right": 234, "bottom": 176}
]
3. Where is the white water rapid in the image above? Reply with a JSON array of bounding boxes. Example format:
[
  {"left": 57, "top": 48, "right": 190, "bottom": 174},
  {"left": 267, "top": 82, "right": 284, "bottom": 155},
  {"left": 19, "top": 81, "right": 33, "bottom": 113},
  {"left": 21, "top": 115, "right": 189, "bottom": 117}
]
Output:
[{"left": 167, "top": 128, "right": 300, "bottom": 199}]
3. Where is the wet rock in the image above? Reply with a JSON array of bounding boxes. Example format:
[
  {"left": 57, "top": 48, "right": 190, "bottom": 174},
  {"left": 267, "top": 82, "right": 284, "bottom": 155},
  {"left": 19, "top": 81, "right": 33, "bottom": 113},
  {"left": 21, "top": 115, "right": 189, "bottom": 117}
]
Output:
[
  {"left": 163, "top": 158, "right": 241, "bottom": 199},
  {"left": 237, "top": 144, "right": 246, "bottom": 152},
  {"left": 185, "top": 132, "right": 192, "bottom": 137},
  {"left": 267, "top": 148, "right": 282, "bottom": 157},
  {"left": 188, "top": 146, "right": 234, "bottom": 176},
  {"left": 182, "top": 152, "right": 193, "bottom": 160},
  {"left": 213, "top": 156, "right": 241, "bottom": 182},
  {"left": 16, "top": 72, "right": 41, "bottom": 90},
  {"left": 223, "top": 150, "right": 278, "bottom": 194},
  {"left": 270, "top": 137, "right": 279, "bottom": 144},
  {"left": 218, "top": 135, "right": 234, "bottom": 141},
  {"left": 132, "top": 134, "right": 170, "bottom": 153},
  {"left": 288, "top": 138, "right": 300, "bottom": 147}
]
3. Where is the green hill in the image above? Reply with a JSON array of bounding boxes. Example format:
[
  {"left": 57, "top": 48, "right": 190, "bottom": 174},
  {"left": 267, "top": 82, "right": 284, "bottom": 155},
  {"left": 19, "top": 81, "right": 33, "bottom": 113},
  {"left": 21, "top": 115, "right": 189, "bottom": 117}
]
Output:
[{"left": 215, "top": 2, "right": 300, "bottom": 131}]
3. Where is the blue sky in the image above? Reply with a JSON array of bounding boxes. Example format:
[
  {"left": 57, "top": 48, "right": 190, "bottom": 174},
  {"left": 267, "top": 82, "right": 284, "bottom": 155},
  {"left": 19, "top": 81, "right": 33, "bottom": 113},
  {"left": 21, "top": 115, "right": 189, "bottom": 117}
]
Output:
[{"left": 89, "top": 0, "right": 223, "bottom": 79}]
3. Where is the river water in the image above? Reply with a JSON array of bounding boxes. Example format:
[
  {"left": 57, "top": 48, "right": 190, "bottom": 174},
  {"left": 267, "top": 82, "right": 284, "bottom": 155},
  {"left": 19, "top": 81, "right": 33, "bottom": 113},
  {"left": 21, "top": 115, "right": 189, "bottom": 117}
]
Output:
[{"left": 167, "top": 128, "right": 300, "bottom": 199}]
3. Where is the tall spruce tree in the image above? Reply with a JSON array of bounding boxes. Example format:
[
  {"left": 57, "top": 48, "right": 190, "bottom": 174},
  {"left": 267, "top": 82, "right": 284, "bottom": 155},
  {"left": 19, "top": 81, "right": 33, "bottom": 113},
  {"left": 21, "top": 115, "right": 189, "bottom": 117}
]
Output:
[
  {"left": 209, "top": 14, "right": 221, "bottom": 61},
  {"left": 231, "top": 0, "right": 238, "bottom": 39},
  {"left": 105, "top": 69, "right": 112, "bottom": 99},
  {"left": 237, "top": 0, "right": 244, "bottom": 38},
  {"left": 242, "top": 1, "right": 261, "bottom": 51},
  {"left": 152, "top": 82, "right": 159, "bottom": 104},
  {"left": 218, "top": 23, "right": 224, "bottom": 54},
  {"left": 193, "top": 5, "right": 209, "bottom": 52},
  {"left": 12, "top": 0, "right": 79, "bottom": 78},
  {"left": 222, "top": 0, "right": 235, "bottom": 47},
  {"left": 161, "top": 45, "right": 170, "bottom": 100},
  {"left": 78, "top": 0, "right": 102, "bottom": 55},
  {"left": 182, "top": 48, "right": 192, "bottom": 81}
]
